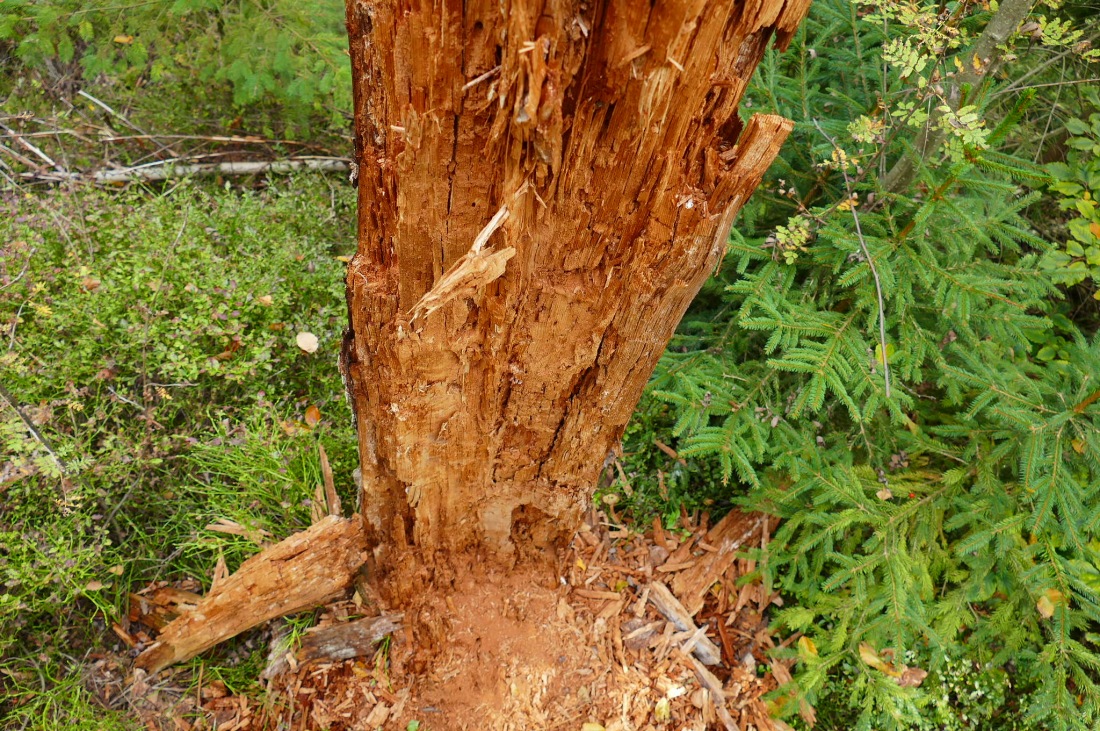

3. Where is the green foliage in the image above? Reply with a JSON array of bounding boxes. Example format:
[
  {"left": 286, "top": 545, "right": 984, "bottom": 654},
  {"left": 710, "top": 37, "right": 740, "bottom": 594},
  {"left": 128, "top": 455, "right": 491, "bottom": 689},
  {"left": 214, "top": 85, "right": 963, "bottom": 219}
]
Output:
[
  {"left": 1042, "top": 94, "right": 1100, "bottom": 299},
  {"left": 803, "top": 652, "right": 1036, "bottom": 731},
  {"left": 2, "top": 660, "right": 139, "bottom": 731},
  {"left": 619, "top": 0, "right": 1100, "bottom": 728},
  {"left": 0, "top": 0, "right": 350, "bottom": 135},
  {"left": 0, "top": 176, "right": 358, "bottom": 723}
]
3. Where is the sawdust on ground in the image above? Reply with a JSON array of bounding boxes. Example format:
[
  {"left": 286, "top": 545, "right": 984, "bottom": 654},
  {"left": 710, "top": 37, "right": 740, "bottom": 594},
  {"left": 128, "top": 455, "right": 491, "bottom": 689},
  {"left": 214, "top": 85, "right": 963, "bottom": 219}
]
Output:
[{"left": 97, "top": 509, "right": 797, "bottom": 731}]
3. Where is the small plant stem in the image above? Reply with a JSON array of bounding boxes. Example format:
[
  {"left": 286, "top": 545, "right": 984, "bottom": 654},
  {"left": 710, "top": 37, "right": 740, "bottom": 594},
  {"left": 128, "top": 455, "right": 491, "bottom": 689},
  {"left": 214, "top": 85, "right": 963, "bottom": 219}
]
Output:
[
  {"left": 0, "top": 381, "right": 67, "bottom": 474},
  {"left": 814, "top": 120, "right": 892, "bottom": 398},
  {"left": 881, "top": 0, "right": 1038, "bottom": 195},
  {"left": 1074, "top": 387, "right": 1100, "bottom": 415}
]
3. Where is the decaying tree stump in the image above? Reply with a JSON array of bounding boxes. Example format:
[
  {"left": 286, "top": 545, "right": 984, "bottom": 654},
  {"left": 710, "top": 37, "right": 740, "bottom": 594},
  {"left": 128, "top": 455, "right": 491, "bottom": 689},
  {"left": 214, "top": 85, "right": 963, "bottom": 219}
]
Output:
[
  {"left": 342, "top": 0, "right": 811, "bottom": 570},
  {"left": 131, "top": 0, "right": 811, "bottom": 692}
]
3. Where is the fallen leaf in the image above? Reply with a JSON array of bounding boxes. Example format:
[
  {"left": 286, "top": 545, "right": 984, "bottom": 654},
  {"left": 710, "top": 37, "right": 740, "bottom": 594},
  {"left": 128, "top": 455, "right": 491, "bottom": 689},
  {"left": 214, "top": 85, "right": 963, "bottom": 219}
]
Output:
[
  {"left": 113, "top": 34, "right": 134, "bottom": 44},
  {"left": 296, "top": 331, "right": 319, "bottom": 353},
  {"left": 85, "top": 580, "right": 104, "bottom": 591},
  {"left": 799, "top": 697, "right": 818, "bottom": 726},
  {"left": 257, "top": 295, "right": 274, "bottom": 306},
  {"left": 82, "top": 277, "right": 101, "bottom": 292},
  {"left": 1037, "top": 588, "right": 1065, "bottom": 618},
  {"left": 897, "top": 666, "right": 929, "bottom": 687},
  {"left": 108, "top": 565, "right": 125, "bottom": 576},
  {"left": 304, "top": 405, "right": 322, "bottom": 427},
  {"left": 859, "top": 642, "right": 902, "bottom": 677},
  {"left": 798, "top": 635, "right": 818, "bottom": 657},
  {"left": 876, "top": 487, "right": 893, "bottom": 500}
]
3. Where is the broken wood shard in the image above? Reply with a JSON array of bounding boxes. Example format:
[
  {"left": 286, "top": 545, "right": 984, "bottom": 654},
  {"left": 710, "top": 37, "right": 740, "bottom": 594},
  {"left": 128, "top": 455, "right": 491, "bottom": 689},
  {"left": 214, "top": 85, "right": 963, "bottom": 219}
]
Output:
[
  {"left": 298, "top": 612, "right": 404, "bottom": 664},
  {"left": 135, "top": 515, "right": 367, "bottom": 674},
  {"left": 671, "top": 510, "right": 764, "bottom": 616},
  {"left": 647, "top": 581, "right": 722, "bottom": 666}
]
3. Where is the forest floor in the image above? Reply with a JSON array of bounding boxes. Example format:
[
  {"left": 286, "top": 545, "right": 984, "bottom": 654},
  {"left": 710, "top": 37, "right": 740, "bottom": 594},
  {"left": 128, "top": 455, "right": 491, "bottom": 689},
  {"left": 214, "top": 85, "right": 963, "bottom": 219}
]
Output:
[{"left": 94, "top": 509, "right": 791, "bottom": 731}]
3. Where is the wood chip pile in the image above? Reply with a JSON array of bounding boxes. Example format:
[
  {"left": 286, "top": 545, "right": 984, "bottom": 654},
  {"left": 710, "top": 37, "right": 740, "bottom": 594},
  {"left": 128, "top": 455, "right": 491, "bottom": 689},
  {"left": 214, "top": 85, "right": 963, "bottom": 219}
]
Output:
[{"left": 106, "top": 508, "right": 792, "bottom": 731}]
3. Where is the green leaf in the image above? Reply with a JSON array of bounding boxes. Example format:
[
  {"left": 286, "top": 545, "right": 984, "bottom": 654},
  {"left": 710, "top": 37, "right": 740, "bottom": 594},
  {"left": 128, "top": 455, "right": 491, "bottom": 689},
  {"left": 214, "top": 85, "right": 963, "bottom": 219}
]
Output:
[{"left": 1066, "top": 118, "right": 1091, "bottom": 136}]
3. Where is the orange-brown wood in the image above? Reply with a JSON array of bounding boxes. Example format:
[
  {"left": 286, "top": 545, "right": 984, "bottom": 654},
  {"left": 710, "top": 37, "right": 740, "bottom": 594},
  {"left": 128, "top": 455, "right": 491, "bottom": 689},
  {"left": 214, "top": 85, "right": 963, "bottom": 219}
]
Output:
[
  {"left": 342, "top": 0, "right": 808, "bottom": 565},
  {"left": 134, "top": 516, "right": 367, "bottom": 674}
]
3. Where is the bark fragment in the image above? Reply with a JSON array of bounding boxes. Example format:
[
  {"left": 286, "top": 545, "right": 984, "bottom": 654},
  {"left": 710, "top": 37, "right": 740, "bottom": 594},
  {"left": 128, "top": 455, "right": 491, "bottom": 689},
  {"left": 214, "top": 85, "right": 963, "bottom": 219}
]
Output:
[{"left": 134, "top": 516, "right": 367, "bottom": 674}]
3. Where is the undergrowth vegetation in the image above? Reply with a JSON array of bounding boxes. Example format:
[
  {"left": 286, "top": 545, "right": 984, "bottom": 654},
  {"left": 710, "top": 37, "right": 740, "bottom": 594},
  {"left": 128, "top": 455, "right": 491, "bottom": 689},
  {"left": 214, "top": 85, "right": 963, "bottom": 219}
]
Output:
[
  {"left": 0, "top": 178, "right": 358, "bottom": 727},
  {"left": 0, "top": 0, "right": 350, "bottom": 139},
  {"left": 2, "top": 0, "right": 1100, "bottom": 728},
  {"left": 610, "top": 0, "right": 1100, "bottom": 728}
]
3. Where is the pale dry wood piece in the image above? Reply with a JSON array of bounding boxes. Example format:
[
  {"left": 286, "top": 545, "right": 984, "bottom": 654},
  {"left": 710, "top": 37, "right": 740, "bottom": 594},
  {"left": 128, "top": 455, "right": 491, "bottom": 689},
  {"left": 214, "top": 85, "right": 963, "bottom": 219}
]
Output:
[
  {"left": 671, "top": 511, "right": 764, "bottom": 616},
  {"left": 210, "top": 554, "right": 229, "bottom": 593},
  {"left": 135, "top": 515, "right": 367, "bottom": 674},
  {"left": 298, "top": 613, "right": 403, "bottom": 664},
  {"left": 597, "top": 599, "right": 625, "bottom": 621},
  {"left": 318, "top": 444, "right": 341, "bottom": 518},
  {"left": 689, "top": 656, "right": 740, "bottom": 731},
  {"left": 647, "top": 582, "right": 721, "bottom": 665}
]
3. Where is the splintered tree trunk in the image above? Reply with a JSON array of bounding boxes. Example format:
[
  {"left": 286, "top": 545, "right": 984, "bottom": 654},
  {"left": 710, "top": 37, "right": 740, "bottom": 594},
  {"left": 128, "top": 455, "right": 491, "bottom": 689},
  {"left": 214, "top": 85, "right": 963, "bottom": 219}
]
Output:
[{"left": 343, "top": 0, "right": 807, "bottom": 569}]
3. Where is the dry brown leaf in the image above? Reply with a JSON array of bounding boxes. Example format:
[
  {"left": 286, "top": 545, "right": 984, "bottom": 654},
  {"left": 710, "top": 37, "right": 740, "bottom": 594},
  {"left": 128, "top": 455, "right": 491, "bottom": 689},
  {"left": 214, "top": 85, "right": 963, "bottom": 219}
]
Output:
[
  {"left": 1034, "top": 589, "right": 1060, "bottom": 615},
  {"left": 897, "top": 666, "right": 928, "bottom": 688},
  {"left": 799, "top": 697, "right": 818, "bottom": 726},
  {"left": 304, "top": 405, "right": 322, "bottom": 427},
  {"left": 858, "top": 642, "right": 902, "bottom": 677}
]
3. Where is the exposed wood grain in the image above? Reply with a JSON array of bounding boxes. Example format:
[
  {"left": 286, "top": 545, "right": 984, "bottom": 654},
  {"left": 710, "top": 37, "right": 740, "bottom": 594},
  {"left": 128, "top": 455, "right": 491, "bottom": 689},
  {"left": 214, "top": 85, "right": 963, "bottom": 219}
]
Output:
[
  {"left": 690, "top": 656, "right": 740, "bottom": 731},
  {"left": 135, "top": 516, "right": 367, "bottom": 674},
  {"left": 671, "top": 511, "right": 764, "bottom": 616},
  {"left": 342, "top": 0, "right": 808, "bottom": 567}
]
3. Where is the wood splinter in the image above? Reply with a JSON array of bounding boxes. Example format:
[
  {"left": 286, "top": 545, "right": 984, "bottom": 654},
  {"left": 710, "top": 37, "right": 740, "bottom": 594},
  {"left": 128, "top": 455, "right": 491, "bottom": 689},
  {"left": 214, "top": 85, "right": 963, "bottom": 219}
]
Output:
[
  {"left": 134, "top": 515, "right": 368, "bottom": 675},
  {"left": 647, "top": 581, "right": 722, "bottom": 665}
]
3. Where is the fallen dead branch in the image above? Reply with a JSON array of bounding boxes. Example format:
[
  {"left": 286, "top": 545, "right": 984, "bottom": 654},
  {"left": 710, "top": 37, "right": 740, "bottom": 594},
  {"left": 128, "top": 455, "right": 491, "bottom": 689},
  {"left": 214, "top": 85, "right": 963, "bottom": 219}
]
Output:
[
  {"left": 134, "top": 515, "right": 367, "bottom": 675},
  {"left": 14, "top": 156, "right": 350, "bottom": 185}
]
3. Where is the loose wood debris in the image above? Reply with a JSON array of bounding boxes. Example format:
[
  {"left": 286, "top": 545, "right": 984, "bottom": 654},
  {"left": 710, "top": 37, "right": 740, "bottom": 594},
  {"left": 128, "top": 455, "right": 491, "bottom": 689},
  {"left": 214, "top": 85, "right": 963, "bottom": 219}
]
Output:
[
  {"left": 246, "top": 508, "right": 790, "bottom": 731},
  {"left": 109, "top": 508, "right": 788, "bottom": 730},
  {"left": 134, "top": 515, "right": 368, "bottom": 674}
]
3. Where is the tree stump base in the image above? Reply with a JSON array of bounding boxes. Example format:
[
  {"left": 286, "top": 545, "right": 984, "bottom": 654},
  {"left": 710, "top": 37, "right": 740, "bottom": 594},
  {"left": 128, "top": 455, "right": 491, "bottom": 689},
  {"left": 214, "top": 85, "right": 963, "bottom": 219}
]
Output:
[{"left": 255, "top": 510, "right": 787, "bottom": 731}]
